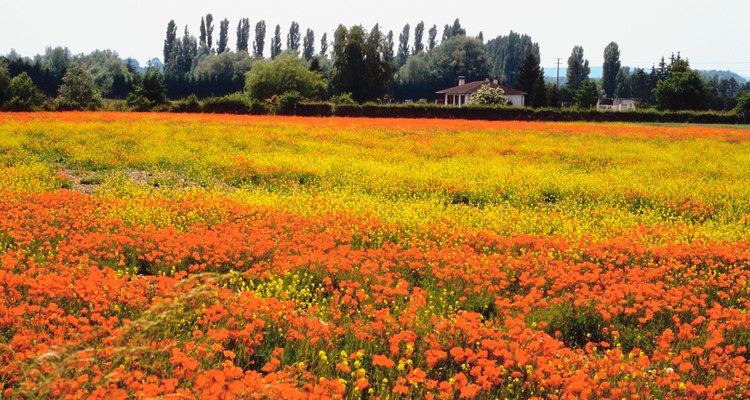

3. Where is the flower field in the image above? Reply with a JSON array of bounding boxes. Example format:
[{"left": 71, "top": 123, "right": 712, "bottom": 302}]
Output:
[{"left": 1, "top": 112, "right": 750, "bottom": 399}]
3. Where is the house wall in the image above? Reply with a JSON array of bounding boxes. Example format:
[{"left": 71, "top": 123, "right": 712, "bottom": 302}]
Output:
[{"left": 505, "top": 95, "right": 525, "bottom": 108}]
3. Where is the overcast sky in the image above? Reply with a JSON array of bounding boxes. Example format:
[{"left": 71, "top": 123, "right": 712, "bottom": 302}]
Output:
[{"left": 1, "top": 0, "right": 749, "bottom": 75}]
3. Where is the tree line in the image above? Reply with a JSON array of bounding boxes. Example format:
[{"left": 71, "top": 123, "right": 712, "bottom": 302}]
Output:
[{"left": 1, "top": 14, "right": 749, "bottom": 114}]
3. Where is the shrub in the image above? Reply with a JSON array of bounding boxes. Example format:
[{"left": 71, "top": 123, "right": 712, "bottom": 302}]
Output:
[
  {"left": 4, "top": 72, "right": 45, "bottom": 111},
  {"left": 172, "top": 94, "right": 202, "bottom": 113},
  {"left": 244, "top": 54, "right": 327, "bottom": 101},
  {"left": 126, "top": 67, "right": 168, "bottom": 111},
  {"left": 202, "top": 93, "right": 269, "bottom": 115},
  {"left": 330, "top": 92, "right": 356, "bottom": 105},
  {"left": 276, "top": 91, "right": 304, "bottom": 115}
]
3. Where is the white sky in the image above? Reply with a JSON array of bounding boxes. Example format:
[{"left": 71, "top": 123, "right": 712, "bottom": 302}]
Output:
[{"left": 1, "top": 0, "right": 749, "bottom": 76}]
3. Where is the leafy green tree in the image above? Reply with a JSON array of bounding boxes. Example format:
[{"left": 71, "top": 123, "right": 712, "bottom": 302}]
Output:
[
  {"left": 574, "top": 79, "right": 599, "bottom": 109},
  {"left": 566, "top": 45, "right": 590, "bottom": 91},
  {"left": 332, "top": 25, "right": 396, "bottom": 102},
  {"left": 127, "top": 67, "right": 168, "bottom": 110},
  {"left": 441, "top": 24, "right": 450, "bottom": 43},
  {"left": 5, "top": 72, "right": 44, "bottom": 111},
  {"left": 384, "top": 31, "right": 395, "bottom": 61},
  {"left": 253, "top": 21, "right": 266, "bottom": 58},
  {"left": 303, "top": 29, "right": 315, "bottom": 61},
  {"left": 200, "top": 17, "right": 207, "bottom": 47},
  {"left": 653, "top": 59, "right": 709, "bottom": 111},
  {"left": 517, "top": 53, "right": 546, "bottom": 108},
  {"left": 602, "top": 42, "right": 621, "bottom": 97},
  {"left": 73, "top": 50, "right": 133, "bottom": 98},
  {"left": 271, "top": 25, "right": 282, "bottom": 59},
  {"left": 469, "top": 84, "right": 505, "bottom": 105},
  {"left": 450, "top": 19, "right": 465, "bottom": 37},
  {"left": 485, "top": 31, "right": 540, "bottom": 87},
  {"left": 413, "top": 21, "right": 425, "bottom": 54},
  {"left": 236, "top": 18, "right": 250, "bottom": 53},
  {"left": 164, "top": 20, "right": 178, "bottom": 66},
  {"left": 319, "top": 33, "right": 328, "bottom": 57},
  {"left": 218, "top": 19, "right": 230, "bottom": 53},
  {"left": 287, "top": 22, "right": 301, "bottom": 54},
  {"left": 629, "top": 67, "right": 654, "bottom": 104},
  {"left": 40, "top": 46, "right": 72, "bottom": 81},
  {"left": 171, "top": 26, "right": 198, "bottom": 77},
  {"left": 56, "top": 62, "right": 102, "bottom": 110},
  {"left": 397, "top": 24, "right": 410, "bottom": 67},
  {"left": 205, "top": 14, "right": 214, "bottom": 49},
  {"left": 427, "top": 25, "right": 438, "bottom": 51},
  {"left": 190, "top": 51, "right": 252, "bottom": 82},
  {"left": 244, "top": 53, "right": 327, "bottom": 100}
]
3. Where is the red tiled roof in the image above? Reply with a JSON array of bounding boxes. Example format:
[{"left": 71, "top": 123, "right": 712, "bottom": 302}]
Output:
[{"left": 436, "top": 81, "right": 527, "bottom": 96}]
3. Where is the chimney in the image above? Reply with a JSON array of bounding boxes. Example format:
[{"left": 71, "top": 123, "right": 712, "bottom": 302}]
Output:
[
  {"left": 458, "top": 76, "right": 466, "bottom": 86},
  {"left": 493, "top": 77, "right": 499, "bottom": 85}
]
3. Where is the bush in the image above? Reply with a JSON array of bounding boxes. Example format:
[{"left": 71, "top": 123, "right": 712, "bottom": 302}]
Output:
[
  {"left": 202, "top": 93, "right": 269, "bottom": 115},
  {"left": 4, "top": 72, "right": 45, "bottom": 111},
  {"left": 330, "top": 92, "right": 356, "bottom": 105},
  {"left": 276, "top": 91, "right": 304, "bottom": 115},
  {"left": 172, "top": 94, "right": 202, "bottom": 113},
  {"left": 126, "top": 67, "right": 168, "bottom": 111},
  {"left": 244, "top": 54, "right": 327, "bottom": 101}
]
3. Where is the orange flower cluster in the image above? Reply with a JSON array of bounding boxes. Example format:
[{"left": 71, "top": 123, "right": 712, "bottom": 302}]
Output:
[{"left": 0, "top": 113, "right": 749, "bottom": 399}]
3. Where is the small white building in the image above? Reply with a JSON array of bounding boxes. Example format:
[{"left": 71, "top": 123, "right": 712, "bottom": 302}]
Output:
[
  {"left": 436, "top": 76, "right": 527, "bottom": 107},
  {"left": 597, "top": 98, "right": 637, "bottom": 111}
]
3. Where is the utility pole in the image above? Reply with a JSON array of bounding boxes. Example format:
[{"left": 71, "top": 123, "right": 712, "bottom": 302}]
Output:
[{"left": 556, "top": 58, "right": 561, "bottom": 87}]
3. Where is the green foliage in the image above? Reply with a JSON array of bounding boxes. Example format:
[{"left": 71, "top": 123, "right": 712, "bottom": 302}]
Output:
[
  {"left": 276, "top": 91, "right": 304, "bottom": 115},
  {"left": 653, "top": 60, "right": 709, "bottom": 111},
  {"left": 468, "top": 84, "right": 506, "bottom": 105},
  {"left": 164, "top": 20, "right": 178, "bottom": 67},
  {"left": 253, "top": 20, "right": 265, "bottom": 57},
  {"left": 332, "top": 25, "right": 397, "bottom": 103},
  {"left": 0, "top": 60, "right": 10, "bottom": 106},
  {"left": 287, "top": 22, "right": 301, "bottom": 54},
  {"left": 244, "top": 54, "right": 327, "bottom": 101},
  {"left": 5, "top": 72, "right": 45, "bottom": 111},
  {"left": 236, "top": 18, "right": 251, "bottom": 53},
  {"left": 330, "top": 92, "right": 356, "bottom": 105},
  {"left": 171, "top": 94, "right": 202, "bottom": 113},
  {"left": 74, "top": 50, "right": 134, "bottom": 98},
  {"left": 205, "top": 14, "right": 214, "bottom": 49},
  {"left": 319, "top": 33, "right": 328, "bottom": 57},
  {"left": 302, "top": 29, "right": 315, "bottom": 61},
  {"left": 485, "top": 31, "right": 540, "bottom": 87},
  {"left": 413, "top": 21, "right": 425, "bottom": 54},
  {"left": 217, "top": 19, "right": 230, "bottom": 53},
  {"left": 614, "top": 68, "right": 632, "bottom": 98},
  {"left": 127, "top": 67, "right": 168, "bottom": 111},
  {"left": 574, "top": 79, "right": 599, "bottom": 109},
  {"left": 56, "top": 62, "right": 102, "bottom": 111},
  {"left": 733, "top": 92, "right": 750, "bottom": 121},
  {"left": 517, "top": 53, "right": 546, "bottom": 108},
  {"left": 566, "top": 45, "right": 590, "bottom": 91},
  {"left": 201, "top": 92, "right": 267, "bottom": 114},
  {"left": 397, "top": 24, "right": 410, "bottom": 67},
  {"left": 271, "top": 25, "right": 282, "bottom": 59},
  {"left": 546, "top": 84, "right": 561, "bottom": 108},
  {"left": 602, "top": 42, "right": 621, "bottom": 97},
  {"left": 190, "top": 51, "right": 252, "bottom": 82},
  {"left": 427, "top": 25, "right": 438, "bottom": 51}
]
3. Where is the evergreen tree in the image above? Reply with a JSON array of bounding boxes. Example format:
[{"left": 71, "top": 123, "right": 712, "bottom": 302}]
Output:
[
  {"left": 566, "top": 45, "right": 590, "bottom": 91},
  {"left": 413, "top": 21, "right": 425, "bottom": 54},
  {"left": 236, "top": 18, "right": 250, "bottom": 52},
  {"left": 574, "top": 79, "right": 599, "bottom": 108},
  {"left": 217, "top": 19, "right": 230, "bottom": 53},
  {"left": 319, "top": 33, "right": 328, "bottom": 57},
  {"left": 485, "top": 31, "right": 540, "bottom": 87},
  {"left": 205, "top": 14, "right": 214, "bottom": 49},
  {"left": 271, "top": 25, "right": 282, "bottom": 59},
  {"left": 127, "top": 67, "right": 167, "bottom": 110},
  {"left": 546, "top": 83, "right": 561, "bottom": 108},
  {"left": 253, "top": 21, "right": 266, "bottom": 58},
  {"left": 629, "top": 67, "right": 651, "bottom": 101},
  {"left": 287, "top": 22, "right": 301, "bottom": 54},
  {"left": 303, "top": 29, "right": 315, "bottom": 61},
  {"left": 0, "top": 61, "right": 10, "bottom": 106},
  {"left": 614, "top": 68, "right": 631, "bottom": 98},
  {"left": 56, "top": 62, "right": 102, "bottom": 110},
  {"left": 517, "top": 53, "right": 546, "bottom": 108},
  {"left": 602, "top": 41, "right": 621, "bottom": 97},
  {"left": 397, "top": 24, "right": 410, "bottom": 67},
  {"left": 427, "top": 25, "right": 438, "bottom": 51},
  {"left": 450, "top": 19, "right": 465, "bottom": 37}
]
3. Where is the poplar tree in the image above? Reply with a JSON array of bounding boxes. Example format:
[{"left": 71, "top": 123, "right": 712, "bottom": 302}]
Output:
[
  {"left": 236, "top": 18, "right": 250, "bottom": 52},
  {"left": 397, "top": 24, "right": 410, "bottom": 67},
  {"left": 566, "top": 45, "right": 590, "bottom": 91},
  {"left": 319, "top": 33, "right": 328, "bottom": 57},
  {"left": 413, "top": 21, "right": 424, "bottom": 54},
  {"left": 217, "top": 19, "right": 229, "bottom": 53},
  {"left": 205, "top": 14, "right": 214, "bottom": 49},
  {"left": 287, "top": 22, "right": 301, "bottom": 54},
  {"left": 253, "top": 21, "right": 266, "bottom": 58},
  {"left": 271, "top": 25, "right": 282, "bottom": 59},
  {"left": 303, "top": 29, "right": 315, "bottom": 61},
  {"left": 602, "top": 41, "right": 621, "bottom": 97},
  {"left": 427, "top": 25, "right": 437, "bottom": 51}
]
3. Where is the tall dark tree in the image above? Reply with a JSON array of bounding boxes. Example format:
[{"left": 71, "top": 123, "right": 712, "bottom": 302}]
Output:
[
  {"left": 319, "top": 33, "right": 328, "bottom": 57},
  {"left": 303, "top": 29, "right": 315, "bottom": 61},
  {"left": 441, "top": 24, "right": 450, "bottom": 43},
  {"left": 477, "top": 31, "right": 484, "bottom": 43},
  {"left": 574, "top": 79, "right": 599, "bottom": 108},
  {"left": 397, "top": 24, "right": 410, "bottom": 67},
  {"left": 199, "top": 18, "right": 207, "bottom": 47},
  {"left": 546, "top": 83, "right": 561, "bottom": 108},
  {"left": 485, "top": 31, "right": 540, "bottom": 87},
  {"left": 175, "top": 26, "right": 198, "bottom": 76},
  {"left": 427, "top": 25, "right": 438, "bottom": 51},
  {"left": 253, "top": 21, "right": 266, "bottom": 58},
  {"left": 614, "top": 68, "right": 631, "bottom": 98},
  {"left": 287, "top": 22, "right": 301, "bottom": 54},
  {"left": 217, "top": 19, "right": 230, "bottom": 53},
  {"left": 566, "top": 45, "right": 590, "bottom": 91},
  {"left": 163, "top": 20, "right": 178, "bottom": 67},
  {"left": 602, "top": 42, "right": 621, "bottom": 97},
  {"left": 653, "top": 59, "right": 709, "bottom": 110},
  {"left": 236, "top": 18, "right": 250, "bottom": 52},
  {"left": 413, "top": 21, "right": 425, "bottom": 54},
  {"left": 517, "top": 53, "right": 546, "bottom": 108},
  {"left": 629, "top": 67, "right": 652, "bottom": 102},
  {"left": 384, "top": 31, "right": 395, "bottom": 61},
  {"left": 205, "top": 14, "right": 214, "bottom": 49},
  {"left": 271, "top": 25, "right": 282, "bottom": 59},
  {"left": 332, "top": 25, "right": 396, "bottom": 102},
  {"left": 450, "top": 19, "right": 465, "bottom": 37}
]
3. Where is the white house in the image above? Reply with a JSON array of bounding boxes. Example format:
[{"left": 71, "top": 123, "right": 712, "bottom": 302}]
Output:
[
  {"left": 436, "top": 76, "right": 527, "bottom": 107},
  {"left": 597, "top": 98, "right": 637, "bottom": 111}
]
